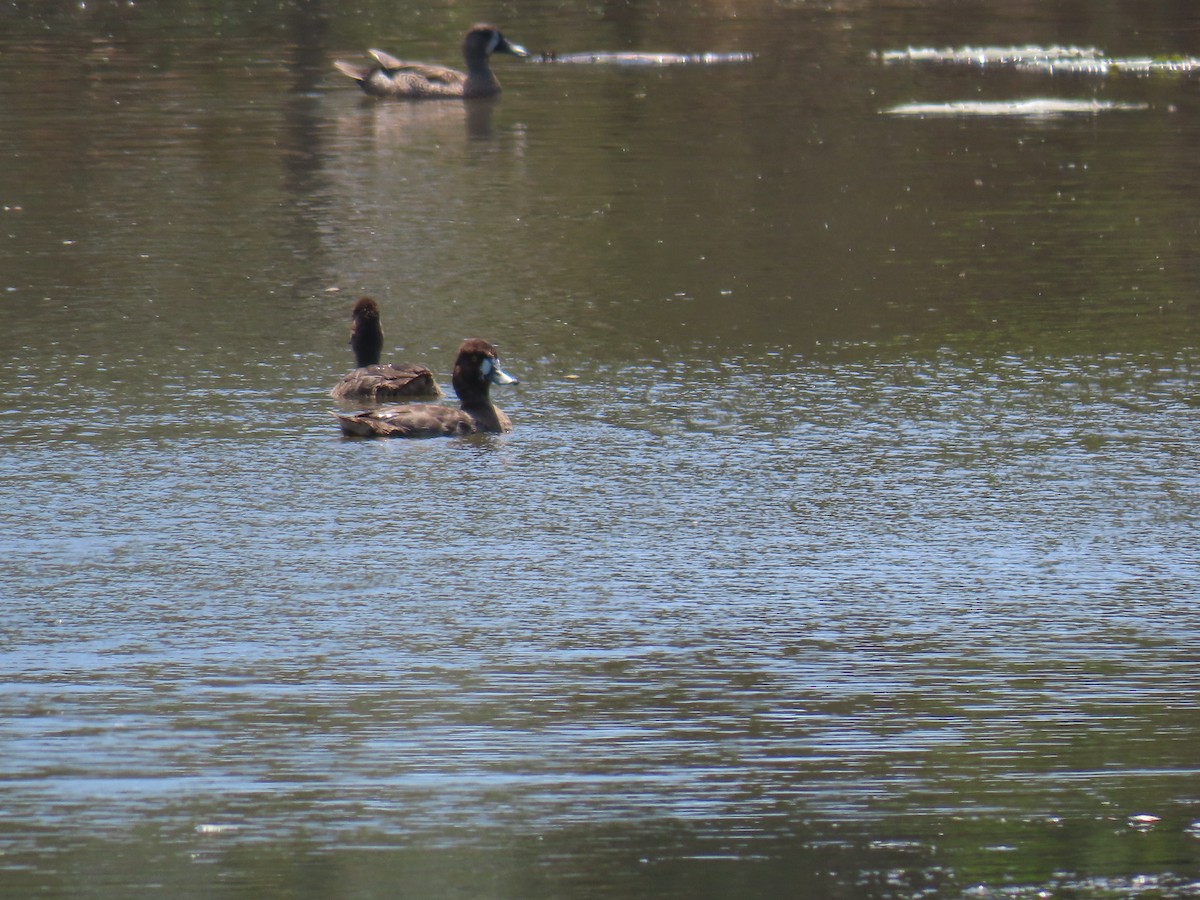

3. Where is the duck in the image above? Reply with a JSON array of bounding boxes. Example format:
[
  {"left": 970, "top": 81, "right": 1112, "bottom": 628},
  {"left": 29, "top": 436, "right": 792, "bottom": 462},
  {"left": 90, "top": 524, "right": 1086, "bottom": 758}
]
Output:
[
  {"left": 330, "top": 297, "right": 442, "bottom": 402},
  {"left": 333, "top": 24, "right": 528, "bottom": 99},
  {"left": 334, "top": 338, "right": 518, "bottom": 438}
]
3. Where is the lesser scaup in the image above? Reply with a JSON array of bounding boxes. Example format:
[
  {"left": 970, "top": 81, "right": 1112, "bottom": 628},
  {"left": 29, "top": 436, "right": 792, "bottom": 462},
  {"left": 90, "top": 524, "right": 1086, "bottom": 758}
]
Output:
[
  {"left": 330, "top": 297, "right": 442, "bottom": 402},
  {"left": 334, "top": 338, "right": 517, "bottom": 437},
  {"left": 333, "top": 25, "right": 528, "bottom": 100}
]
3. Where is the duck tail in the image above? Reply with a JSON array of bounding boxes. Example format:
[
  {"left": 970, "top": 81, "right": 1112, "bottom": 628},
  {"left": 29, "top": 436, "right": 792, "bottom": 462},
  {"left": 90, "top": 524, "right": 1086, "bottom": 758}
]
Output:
[
  {"left": 333, "top": 60, "right": 371, "bottom": 82},
  {"left": 331, "top": 411, "right": 375, "bottom": 437}
]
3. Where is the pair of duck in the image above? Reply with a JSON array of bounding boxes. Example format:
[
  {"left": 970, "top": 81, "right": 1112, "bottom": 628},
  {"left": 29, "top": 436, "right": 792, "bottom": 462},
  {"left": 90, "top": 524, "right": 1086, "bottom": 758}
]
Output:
[
  {"left": 335, "top": 24, "right": 527, "bottom": 100},
  {"left": 331, "top": 298, "right": 517, "bottom": 438}
]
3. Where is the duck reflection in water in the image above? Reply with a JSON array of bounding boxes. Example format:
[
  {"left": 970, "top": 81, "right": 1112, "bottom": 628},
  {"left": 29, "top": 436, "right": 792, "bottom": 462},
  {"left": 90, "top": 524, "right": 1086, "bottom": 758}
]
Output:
[{"left": 334, "top": 338, "right": 517, "bottom": 438}]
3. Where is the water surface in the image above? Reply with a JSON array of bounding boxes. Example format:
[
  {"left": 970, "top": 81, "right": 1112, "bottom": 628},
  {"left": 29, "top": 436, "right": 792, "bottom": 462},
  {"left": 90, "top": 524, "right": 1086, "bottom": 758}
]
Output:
[{"left": 1, "top": 1, "right": 1199, "bottom": 897}]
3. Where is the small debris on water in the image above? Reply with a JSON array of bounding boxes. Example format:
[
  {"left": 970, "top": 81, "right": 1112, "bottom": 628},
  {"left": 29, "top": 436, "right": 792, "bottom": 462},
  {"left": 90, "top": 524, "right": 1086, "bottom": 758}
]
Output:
[
  {"left": 532, "top": 51, "right": 754, "bottom": 66},
  {"left": 876, "top": 45, "right": 1200, "bottom": 76},
  {"left": 884, "top": 99, "right": 1149, "bottom": 117}
]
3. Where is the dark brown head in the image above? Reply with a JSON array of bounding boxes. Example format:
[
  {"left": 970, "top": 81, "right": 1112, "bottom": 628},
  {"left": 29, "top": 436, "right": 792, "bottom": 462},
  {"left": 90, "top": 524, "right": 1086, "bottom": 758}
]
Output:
[
  {"left": 451, "top": 338, "right": 518, "bottom": 406},
  {"left": 349, "top": 297, "right": 384, "bottom": 368},
  {"left": 462, "top": 24, "right": 528, "bottom": 66}
]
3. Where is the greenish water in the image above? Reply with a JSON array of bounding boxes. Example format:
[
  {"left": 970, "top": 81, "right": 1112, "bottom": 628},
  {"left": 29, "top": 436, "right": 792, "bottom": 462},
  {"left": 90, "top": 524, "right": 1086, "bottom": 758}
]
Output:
[{"left": 1, "top": 1, "right": 1198, "bottom": 897}]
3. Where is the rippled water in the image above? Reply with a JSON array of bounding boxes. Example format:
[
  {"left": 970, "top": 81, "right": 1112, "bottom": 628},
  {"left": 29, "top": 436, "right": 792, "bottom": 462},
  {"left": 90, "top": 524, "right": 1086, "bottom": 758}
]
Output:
[{"left": 2, "top": 1, "right": 1199, "bottom": 897}]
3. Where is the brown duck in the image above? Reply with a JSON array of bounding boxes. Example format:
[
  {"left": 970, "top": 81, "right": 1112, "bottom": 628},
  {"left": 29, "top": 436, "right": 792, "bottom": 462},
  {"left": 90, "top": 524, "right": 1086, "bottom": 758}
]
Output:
[
  {"left": 330, "top": 297, "right": 442, "bottom": 402},
  {"left": 334, "top": 25, "right": 528, "bottom": 99},
  {"left": 334, "top": 339, "right": 518, "bottom": 438}
]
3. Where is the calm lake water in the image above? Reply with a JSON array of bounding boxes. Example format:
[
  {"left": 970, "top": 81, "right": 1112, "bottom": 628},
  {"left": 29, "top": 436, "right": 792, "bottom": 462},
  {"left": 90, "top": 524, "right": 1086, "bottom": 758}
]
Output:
[{"left": 2, "top": 1, "right": 1199, "bottom": 897}]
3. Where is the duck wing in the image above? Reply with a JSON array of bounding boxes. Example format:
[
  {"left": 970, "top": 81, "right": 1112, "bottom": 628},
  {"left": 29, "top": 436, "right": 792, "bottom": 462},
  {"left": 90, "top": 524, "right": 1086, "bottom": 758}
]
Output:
[
  {"left": 367, "top": 48, "right": 407, "bottom": 70},
  {"left": 368, "top": 49, "right": 467, "bottom": 87}
]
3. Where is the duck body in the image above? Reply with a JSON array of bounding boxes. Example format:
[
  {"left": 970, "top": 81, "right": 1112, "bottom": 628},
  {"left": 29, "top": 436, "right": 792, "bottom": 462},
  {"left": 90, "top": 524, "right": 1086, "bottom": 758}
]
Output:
[
  {"left": 334, "top": 25, "right": 527, "bottom": 99},
  {"left": 330, "top": 297, "right": 442, "bottom": 402},
  {"left": 331, "top": 363, "right": 441, "bottom": 403},
  {"left": 335, "top": 403, "right": 484, "bottom": 438},
  {"left": 334, "top": 338, "right": 517, "bottom": 438}
]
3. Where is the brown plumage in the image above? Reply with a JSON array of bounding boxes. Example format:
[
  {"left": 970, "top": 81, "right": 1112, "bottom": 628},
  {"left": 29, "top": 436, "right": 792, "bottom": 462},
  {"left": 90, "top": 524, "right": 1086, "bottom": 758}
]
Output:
[
  {"left": 330, "top": 297, "right": 442, "bottom": 402},
  {"left": 333, "top": 25, "right": 527, "bottom": 100},
  {"left": 334, "top": 338, "right": 517, "bottom": 438}
]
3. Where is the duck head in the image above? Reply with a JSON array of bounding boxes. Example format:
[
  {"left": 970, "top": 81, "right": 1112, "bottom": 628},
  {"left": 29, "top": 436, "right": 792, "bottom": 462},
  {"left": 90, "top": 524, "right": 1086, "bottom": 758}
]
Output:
[
  {"left": 349, "top": 297, "right": 384, "bottom": 368},
  {"left": 463, "top": 24, "right": 528, "bottom": 65},
  {"left": 452, "top": 338, "right": 518, "bottom": 403}
]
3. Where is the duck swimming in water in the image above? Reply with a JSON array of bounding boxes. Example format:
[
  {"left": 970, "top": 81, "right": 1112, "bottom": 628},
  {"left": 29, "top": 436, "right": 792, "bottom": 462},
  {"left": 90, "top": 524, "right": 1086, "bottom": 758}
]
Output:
[
  {"left": 333, "top": 24, "right": 528, "bottom": 99},
  {"left": 334, "top": 338, "right": 517, "bottom": 438},
  {"left": 330, "top": 297, "right": 442, "bottom": 402}
]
